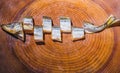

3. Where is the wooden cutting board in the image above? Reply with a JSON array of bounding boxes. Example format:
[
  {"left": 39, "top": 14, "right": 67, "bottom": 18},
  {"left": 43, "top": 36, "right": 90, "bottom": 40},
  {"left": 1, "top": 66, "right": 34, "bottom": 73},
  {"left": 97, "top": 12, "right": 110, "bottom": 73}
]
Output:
[{"left": 0, "top": 0, "right": 120, "bottom": 73}]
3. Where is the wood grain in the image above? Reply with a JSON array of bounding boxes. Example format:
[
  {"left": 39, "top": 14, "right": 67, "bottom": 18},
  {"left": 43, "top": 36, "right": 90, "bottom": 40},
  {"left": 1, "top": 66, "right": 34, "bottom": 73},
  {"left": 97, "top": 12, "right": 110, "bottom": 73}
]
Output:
[{"left": 0, "top": 0, "right": 120, "bottom": 73}]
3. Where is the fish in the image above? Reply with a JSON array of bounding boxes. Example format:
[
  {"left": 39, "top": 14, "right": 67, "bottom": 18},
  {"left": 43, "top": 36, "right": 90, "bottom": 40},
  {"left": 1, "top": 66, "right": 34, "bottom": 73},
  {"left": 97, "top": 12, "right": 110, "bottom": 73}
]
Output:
[
  {"left": 1, "top": 22, "right": 25, "bottom": 41},
  {"left": 42, "top": 16, "right": 52, "bottom": 33},
  {"left": 83, "top": 15, "right": 119, "bottom": 33},
  {"left": 52, "top": 26, "right": 61, "bottom": 42},
  {"left": 72, "top": 27, "right": 85, "bottom": 41},
  {"left": 34, "top": 25, "right": 44, "bottom": 42},
  {"left": 1, "top": 15, "right": 120, "bottom": 42},
  {"left": 60, "top": 16, "right": 72, "bottom": 33},
  {"left": 23, "top": 17, "right": 34, "bottom": 34}
]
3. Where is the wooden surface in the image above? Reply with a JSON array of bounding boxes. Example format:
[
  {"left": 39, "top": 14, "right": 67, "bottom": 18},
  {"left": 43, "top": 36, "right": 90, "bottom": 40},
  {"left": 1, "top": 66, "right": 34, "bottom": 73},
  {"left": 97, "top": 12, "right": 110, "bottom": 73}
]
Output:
[{"left": 0, "top": 0, "right": 120, "bottom": 73}]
